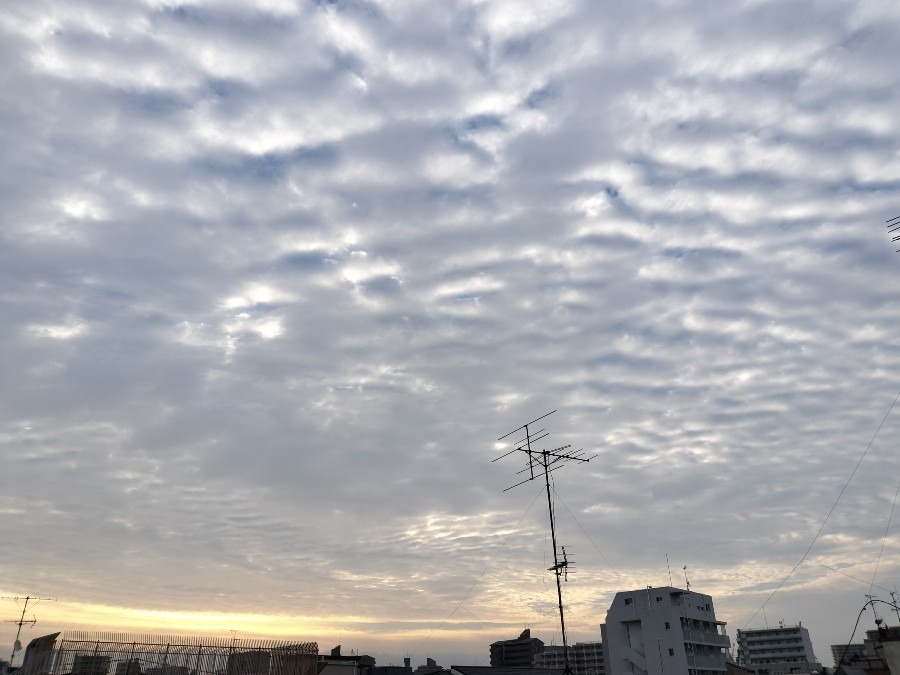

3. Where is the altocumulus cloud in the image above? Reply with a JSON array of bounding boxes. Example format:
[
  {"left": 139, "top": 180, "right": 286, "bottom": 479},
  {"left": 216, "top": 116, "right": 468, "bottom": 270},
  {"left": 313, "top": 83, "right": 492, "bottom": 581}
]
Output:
[{"left": 2, "top": 0, "right": 900, "bottom": 666}]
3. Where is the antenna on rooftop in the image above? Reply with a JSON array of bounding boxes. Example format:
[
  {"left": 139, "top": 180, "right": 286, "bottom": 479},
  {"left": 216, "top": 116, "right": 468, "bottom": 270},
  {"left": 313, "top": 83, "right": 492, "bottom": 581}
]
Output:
[
  {"left": 866, "top": 594, "right": 883, "bottom": 626},
  {"left": 683, "top": 565, "right": 691, "bottom": 591},
  {"left": 495, "top": 410, "right": 595, "bottom": 675},
  {"left": 887, "top": 216, "right": 900, "bottom": 252},
  {"left": 3, "top": 595, "right": 56, "bottom": 667}
]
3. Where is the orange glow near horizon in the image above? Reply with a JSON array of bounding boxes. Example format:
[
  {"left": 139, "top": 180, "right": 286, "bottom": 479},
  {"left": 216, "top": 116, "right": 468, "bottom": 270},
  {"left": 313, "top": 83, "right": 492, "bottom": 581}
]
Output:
[{"left": 0, "top": 595, "right": 500, "bottom": 649}]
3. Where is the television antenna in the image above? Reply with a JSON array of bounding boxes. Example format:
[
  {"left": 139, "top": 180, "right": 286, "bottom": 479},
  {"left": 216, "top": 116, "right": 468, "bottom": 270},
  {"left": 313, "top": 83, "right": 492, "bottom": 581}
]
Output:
[
  {"left": 495, "top": 411, "right": 594, "bottom": 675},
  {"left": 887, "top": 215, "right": 900, "bottom": 252},
  {"left": 3, "top": 595, "right": 55, "bottom": 667}
]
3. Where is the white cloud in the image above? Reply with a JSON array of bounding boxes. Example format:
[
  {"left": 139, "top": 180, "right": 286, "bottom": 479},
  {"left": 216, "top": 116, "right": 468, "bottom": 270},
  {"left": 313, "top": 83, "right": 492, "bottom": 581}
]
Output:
[{"left": 2, "top": 0, "right": 900, "bottom": 667}]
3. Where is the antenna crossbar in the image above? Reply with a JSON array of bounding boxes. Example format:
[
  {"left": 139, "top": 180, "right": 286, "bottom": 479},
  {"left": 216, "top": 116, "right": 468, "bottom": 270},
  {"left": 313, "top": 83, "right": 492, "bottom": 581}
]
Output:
[
  {"left": 497, "top": 410, "right": 557, "bottom": 441},
  {"left": 887, "top": 216, "right": 900, "bottom": 251}
]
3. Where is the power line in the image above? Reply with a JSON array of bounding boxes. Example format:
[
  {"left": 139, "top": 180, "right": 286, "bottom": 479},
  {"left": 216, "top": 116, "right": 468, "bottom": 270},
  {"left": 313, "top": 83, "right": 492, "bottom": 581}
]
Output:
[
  {"left": 803, "top": 559, "right": 893, "bottom": 594},
  {"left": 742, "top": 388, "right": 900, "bottom": 629},
  {"left": 870, "top": 471, "right": 900, "bottom": 595},
  {"left": 551, "top": 486, "right": 619, "bottom": 579}
]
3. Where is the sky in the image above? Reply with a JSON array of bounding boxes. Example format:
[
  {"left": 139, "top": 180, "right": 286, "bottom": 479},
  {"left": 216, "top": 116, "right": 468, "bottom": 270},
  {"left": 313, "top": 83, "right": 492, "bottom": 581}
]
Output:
[{"left": 2, "top": 0, "right": 900, "bottom": 669}]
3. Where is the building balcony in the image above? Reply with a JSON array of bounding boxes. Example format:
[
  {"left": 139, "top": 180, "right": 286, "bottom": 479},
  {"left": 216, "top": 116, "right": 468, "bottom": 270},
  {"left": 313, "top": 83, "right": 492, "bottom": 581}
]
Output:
[
  {"left": 686, "top": 655, "right": 727, "bottom": 671},
  {"left": 683, "top": 630, "right": 731, "bottom": 648}
]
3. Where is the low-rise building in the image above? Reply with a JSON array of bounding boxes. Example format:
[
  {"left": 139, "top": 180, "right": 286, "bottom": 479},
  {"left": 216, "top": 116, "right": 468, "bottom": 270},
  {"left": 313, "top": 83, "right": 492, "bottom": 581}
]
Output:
[{"left": 601, "top": 586, "right": 730, "bottom": 675}]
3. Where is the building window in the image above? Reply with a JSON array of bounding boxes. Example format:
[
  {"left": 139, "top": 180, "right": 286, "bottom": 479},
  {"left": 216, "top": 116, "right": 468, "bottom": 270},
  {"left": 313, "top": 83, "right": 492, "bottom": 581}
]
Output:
[
  {"left": 656, "top": 596, "right": 663, "bottom": 602},
  {"left": 624, "top": 598, "right": 633, "bottom": 606},
  {"left": 668, "top": 649, "right": 674, "bottom": 657},
  {"left": 665, "top": 622, "right": 671, "bottom": 630}
]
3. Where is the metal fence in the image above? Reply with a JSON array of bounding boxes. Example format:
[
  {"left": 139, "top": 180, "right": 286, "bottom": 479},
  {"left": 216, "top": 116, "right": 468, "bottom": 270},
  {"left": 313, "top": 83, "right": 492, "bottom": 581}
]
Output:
[{"left": 18, "top": 632, "right": 318, "bottom": 675}]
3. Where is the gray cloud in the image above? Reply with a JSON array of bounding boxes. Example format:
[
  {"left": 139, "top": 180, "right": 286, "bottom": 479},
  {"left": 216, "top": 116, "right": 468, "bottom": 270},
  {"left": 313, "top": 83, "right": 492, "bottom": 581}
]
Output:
[{"left": 2, "top": 0, "right": 900, "bottom": 668}]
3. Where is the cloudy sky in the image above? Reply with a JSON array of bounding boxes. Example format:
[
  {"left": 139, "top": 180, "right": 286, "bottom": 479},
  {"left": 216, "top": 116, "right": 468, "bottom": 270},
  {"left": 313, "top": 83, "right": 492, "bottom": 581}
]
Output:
[{"left": 2, "top": 0, "right": 900, "bottom": 668}]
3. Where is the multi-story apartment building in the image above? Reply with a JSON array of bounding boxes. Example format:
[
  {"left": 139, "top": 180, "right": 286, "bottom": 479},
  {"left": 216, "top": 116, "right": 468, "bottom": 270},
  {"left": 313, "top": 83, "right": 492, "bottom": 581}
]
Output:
[
  {"left": 830, "top": 643, "right": 865, "bottom": 668},
  {"left": 573, "top": 642, "right": 606, "bottom": 675},
  {"left": 601, "top": 586, "right": 730, "bottom": 675},
  {"left": 490, "top": 629, "right": 544, "bottom": 667},
  {"left": 540, "top": 642, "right": 605, "bottom": 675},
  {"left": 735, "top": 624, "right": 820, "bottom": 674}
]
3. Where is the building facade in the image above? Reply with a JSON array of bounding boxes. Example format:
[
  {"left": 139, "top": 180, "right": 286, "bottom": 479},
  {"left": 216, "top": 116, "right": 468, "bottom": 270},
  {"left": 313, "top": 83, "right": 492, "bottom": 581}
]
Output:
[
  {"left": 72, "top": 655, "right": 112, "bottom": 675},
  {"left": 830, "top": 643, "right": 865, "bottom": 669},
  {"left": 735, "top": 624, "right": 820, "bottom": 675},
  {"left": 490, "top": 630, "right": 544, "bottom": 668},
  {"left": 540, "top": 643, "right": 605, "bottom": 675},
  {"left": 601, "top": 586, "right": 730, "bottom": 675}
]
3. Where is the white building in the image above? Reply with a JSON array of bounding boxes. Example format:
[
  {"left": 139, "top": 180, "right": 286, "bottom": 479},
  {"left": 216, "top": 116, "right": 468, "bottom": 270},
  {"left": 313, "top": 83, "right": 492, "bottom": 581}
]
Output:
[
  {"left": 735, "top": 624, "right": 821, "bottom": 674},
  {"left": 540, "top": 642, "right": 605, "bottom": 675},
  {"left": 600, "top": 586, "right": 729, "bottom": 675}
]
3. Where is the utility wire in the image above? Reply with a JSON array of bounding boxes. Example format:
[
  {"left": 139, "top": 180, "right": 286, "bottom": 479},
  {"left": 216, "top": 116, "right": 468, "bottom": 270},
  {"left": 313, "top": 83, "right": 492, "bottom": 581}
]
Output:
[
  {"left": 870, "top": 473, "right": 900, "bottom": 595},
  {"left": 804, "top": 559, "right": 894, "bottom": 594},
  {"left": 742, "top": 388, "right": 900, "bottom": 629},
  {"left": 551, "top": 486, "right": 619, "bottom": 578},
  {"left": 838, "top": 602, "right": 870, "bottom": 667}
]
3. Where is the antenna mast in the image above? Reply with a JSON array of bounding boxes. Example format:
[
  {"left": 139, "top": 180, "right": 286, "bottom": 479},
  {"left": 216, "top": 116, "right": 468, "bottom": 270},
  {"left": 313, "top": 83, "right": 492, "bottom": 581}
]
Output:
[
  {"left": 3, "top": 595, "right": 55, "bottom": 667},
  {"left": 495, "top": 411, "right": 594, "bottom": 675}
]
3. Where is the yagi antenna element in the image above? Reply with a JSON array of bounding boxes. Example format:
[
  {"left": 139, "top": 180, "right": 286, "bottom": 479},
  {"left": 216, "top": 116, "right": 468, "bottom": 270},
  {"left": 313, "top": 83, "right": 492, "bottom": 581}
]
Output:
[
  {"left": 887, "top": 215, "right": 900, "bottom": 252},
  {"left": 495, "top": 411, "right": 595, "bottom": 675}
]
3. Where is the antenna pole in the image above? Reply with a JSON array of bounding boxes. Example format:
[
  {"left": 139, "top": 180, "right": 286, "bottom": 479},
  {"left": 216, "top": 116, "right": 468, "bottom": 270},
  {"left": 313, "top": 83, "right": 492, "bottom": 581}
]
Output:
[
  {"left": 867, "top": 594, "right": 883, "bottom": 627},
  {"left": 496, "top": 412, "right": 595, "bottom": 675},
  {"left": 542, "top": 448, "right": 569, "bottom": 672},
  {"left": 3, "top": 595, "right": 55, "bottom": 667}
]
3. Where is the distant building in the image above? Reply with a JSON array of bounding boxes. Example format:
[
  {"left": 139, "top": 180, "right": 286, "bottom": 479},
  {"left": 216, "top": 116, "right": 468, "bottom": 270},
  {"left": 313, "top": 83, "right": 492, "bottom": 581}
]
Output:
[
  {"left": 601, "top": 586, "right": 730, "bottom": 675},
  {"left": 490, "top": 630, "right": 544, "bottom": 668},
  {"left": 452, "top": 666, "right": 561, "bottom": 675},
  {"left": 144, "top": 666, "right": 189, "bottom": 675},
  {"left": 318, "top": 646, "right": 375, "bottom": 675},
  {"left": 114, "top": 659, "right": 142, "bottom": 675},
  {"left": 72, "top": 655, "right": 111, "bottom": 675},
  {"left": 539, "top": 642, "right": 604, "bottom": 675},
  {"left": 572, "top": 641, "right": 605, "bottom": 675},
  {"left": 412, "top": 659, "right": 443, "bottom": 675},
  {"left": 831, "top": 644, "right": 866, "bottom": 669},
  {"left": 735, "top": 624, "right": 821, "bottom": 674},
  {"left": 542, "top": 646, "right": 568, "bottom": 671}
]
